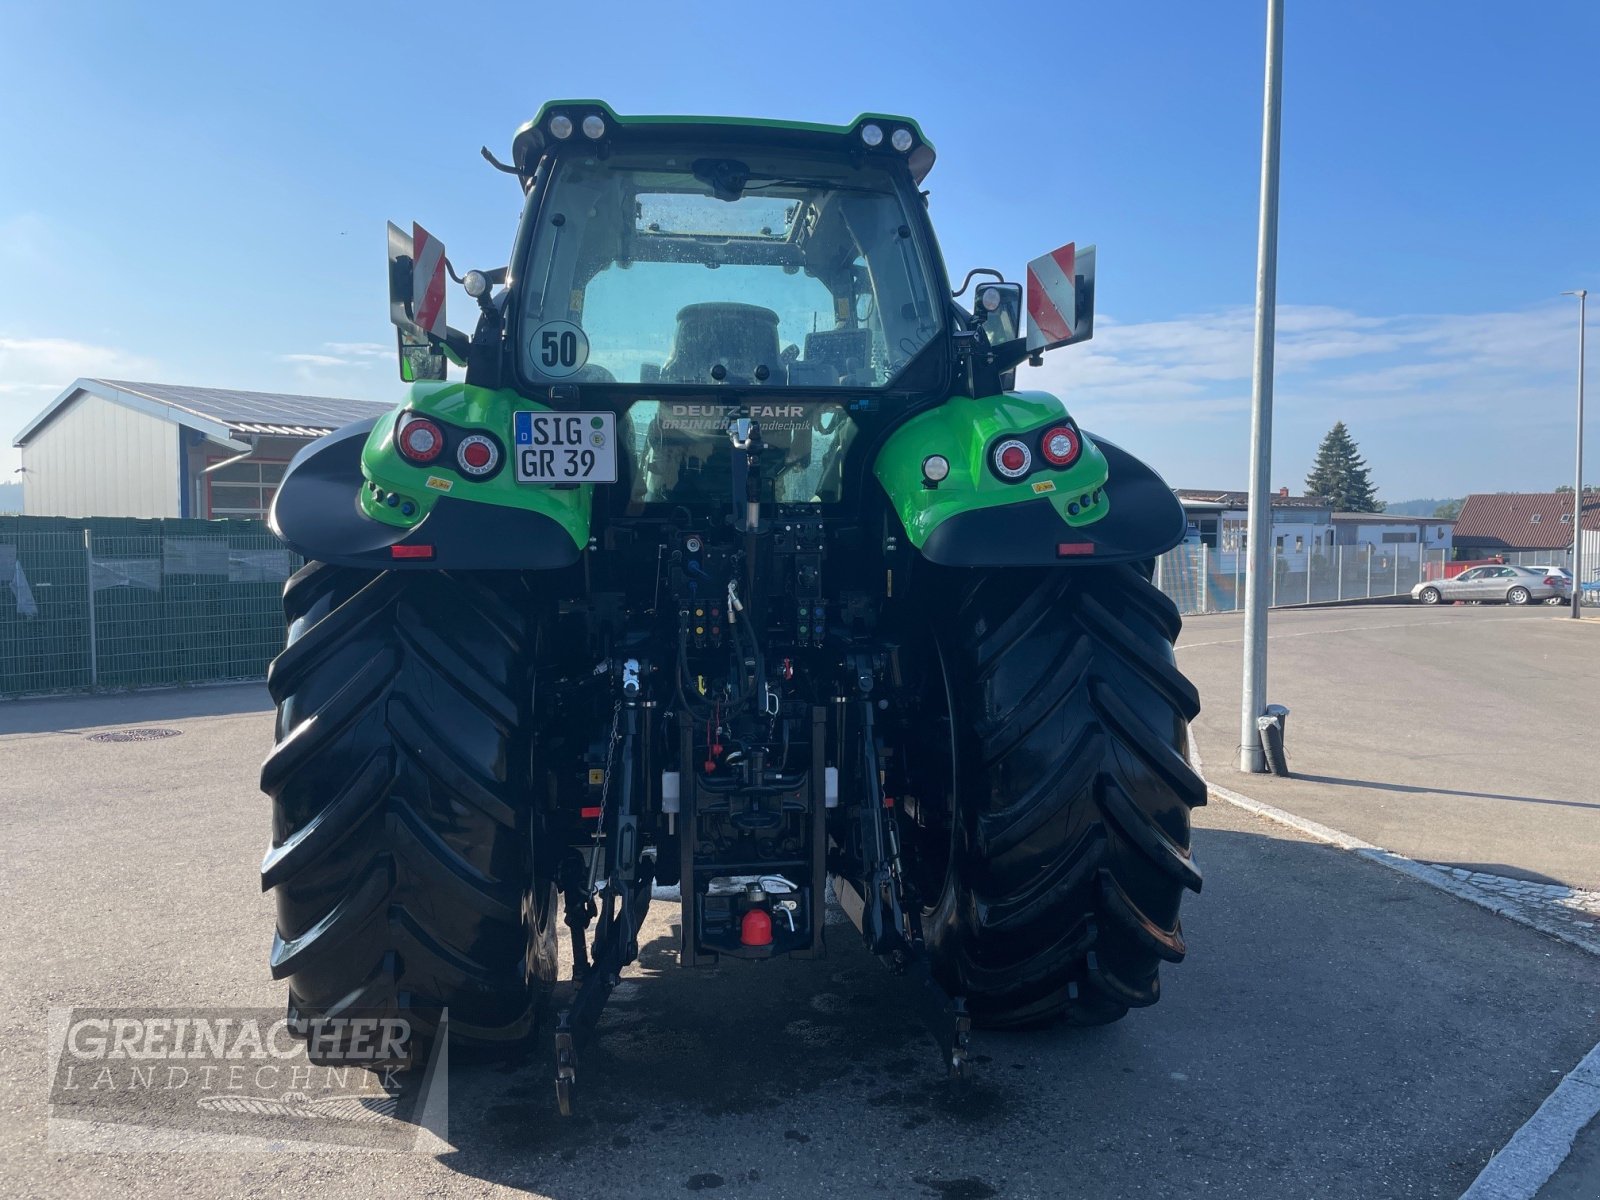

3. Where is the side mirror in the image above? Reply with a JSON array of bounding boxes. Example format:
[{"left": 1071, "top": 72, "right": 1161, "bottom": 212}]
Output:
[
  {"left": 973, "top": 282, "right": 1023, "bottom": 345},
  {"left": 386, "top": 221, "right": 448, "bottom": 382},
  {"left": 1024, "top": 242, "right": 1096, "bottom": 356}
]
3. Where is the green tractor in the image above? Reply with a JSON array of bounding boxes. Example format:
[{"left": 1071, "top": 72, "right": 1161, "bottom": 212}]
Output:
[{"left": 262, "top": 102, "right": 1203, "bottom": 1111}]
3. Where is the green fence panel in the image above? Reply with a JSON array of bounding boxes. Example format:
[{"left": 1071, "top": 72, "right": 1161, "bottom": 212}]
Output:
[{"left": 0, "top": 516, "right": 300, "bottom": 698}]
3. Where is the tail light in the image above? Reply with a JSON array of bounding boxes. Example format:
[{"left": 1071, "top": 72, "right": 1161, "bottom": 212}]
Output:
[
  {"left": 991, "top": 438, "right": 1032, "bottom": 480},
  {"left": 396, "top": 415, "right": 444, "bottom": 464},
  {"left": 456, "top": 434, "right": 501, "bottom": 477},
  {"left": 1039, "top": 425, "right": 1081, "bottom": 467}
]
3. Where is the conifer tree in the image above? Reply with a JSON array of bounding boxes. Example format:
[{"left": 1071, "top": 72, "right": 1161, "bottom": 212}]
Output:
[{"left": 1305, "top": 422, "right": 1381, "bottom": 512}]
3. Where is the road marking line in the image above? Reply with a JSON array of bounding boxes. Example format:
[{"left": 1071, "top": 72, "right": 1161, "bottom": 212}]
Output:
[
  {"left": 1178, "top": 615, "right": 1541, "bottom": 650},
  {"left": 1458, "top": 1040, "right": 1600, "bottom": 1200},
  {"left": 1186, "top": 729, "right": 1600, "bottom": 1200}
]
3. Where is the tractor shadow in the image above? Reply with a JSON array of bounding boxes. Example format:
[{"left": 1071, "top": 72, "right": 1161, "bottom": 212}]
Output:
[
  {"left": 355, "top": 824, "right": 1600, "bottom": 1199},
  {"left": 424, "top": 907, "right": 1105, "bottom": 1192}
]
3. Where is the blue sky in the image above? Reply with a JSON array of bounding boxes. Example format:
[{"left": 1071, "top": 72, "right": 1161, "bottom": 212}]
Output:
[{"left": 2, "top": 0, "right": 1596, "bottom": 500}]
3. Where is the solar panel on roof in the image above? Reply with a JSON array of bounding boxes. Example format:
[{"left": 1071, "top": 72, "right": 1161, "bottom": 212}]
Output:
[{"left": 95, "top": 380, "right": 390, "bottom": 432}]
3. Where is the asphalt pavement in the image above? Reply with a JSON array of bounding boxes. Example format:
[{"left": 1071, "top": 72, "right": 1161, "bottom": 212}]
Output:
[
  {"left": 1179, "top": 604, "right": 1600, "bottom": 890},
  {"left": 2, "top": 681, "right": 1598, "bottom": 1198}
]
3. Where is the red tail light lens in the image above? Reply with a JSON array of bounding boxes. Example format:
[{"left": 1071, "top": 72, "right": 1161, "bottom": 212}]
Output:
[
  {"left": 992, "top": 438, "right": 1032, "bottom": 480},
  {"left": 1040, "top": 425, "right": 1081, "bottom": 467},
  {"left": 396, "top": 415, "right": 445, "bottom": 464},
  {"left": 456, "top": 434, "right": 500, "bottom": 477}
]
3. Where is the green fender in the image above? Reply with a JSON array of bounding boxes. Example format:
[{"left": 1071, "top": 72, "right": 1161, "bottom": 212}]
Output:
[
  {"left": 873, "top": 391, "right": 1186, "bottom": 567},
  {"left": 270, "top": 381, "right": 591, "bottom": 569}
]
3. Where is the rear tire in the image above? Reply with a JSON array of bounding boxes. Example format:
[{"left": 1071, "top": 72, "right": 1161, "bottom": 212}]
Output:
[
  {"left": 1506, "top": 586, "right": 1530, "bottom": 606},
  {"left": 917, "top": 565, "right": 1204, "bottom": 1029},
  {"left": 260, "top": 562, "right": 556, "bottom": 1060}
]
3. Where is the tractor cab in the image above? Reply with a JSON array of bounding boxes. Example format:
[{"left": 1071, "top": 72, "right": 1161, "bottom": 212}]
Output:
[
  {"left": 512, "top": 139, "right": 945, "bottom": 392},
  {"left": 505, "top": 108, "right": 951, "bottom": 510}
]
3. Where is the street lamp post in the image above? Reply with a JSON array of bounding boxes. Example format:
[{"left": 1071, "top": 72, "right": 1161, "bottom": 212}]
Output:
[
  {"left": 1562, "top": 289, "right": 1587, "bottom": 619},
  {"left": 1240, "top": 0, "right": 1285, "bottom": 772}
]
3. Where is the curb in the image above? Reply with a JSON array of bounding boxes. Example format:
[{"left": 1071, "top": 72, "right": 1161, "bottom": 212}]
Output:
[
  {"left": 1188, "top": 731, "right": 1600, "bottom": 959},
  {"left": 1459, "top": 1040, "right": 1600, "bottom": 1200}
]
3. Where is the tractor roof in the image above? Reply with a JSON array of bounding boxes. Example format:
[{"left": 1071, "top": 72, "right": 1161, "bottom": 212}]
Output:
[{"left": 511, "top": 100, "right": 936, "bottom": 184}]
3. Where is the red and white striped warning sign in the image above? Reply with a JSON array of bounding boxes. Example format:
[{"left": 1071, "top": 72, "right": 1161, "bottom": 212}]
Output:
[
  {"left": 412, "top": 223, "right": 447, "bottom": 338},
  {"left": 1026, "top": 243, "right": 1075, "bottom": 349},
  {"left": 1025, "top": 242, "right": 1095, "bottom": 352}
]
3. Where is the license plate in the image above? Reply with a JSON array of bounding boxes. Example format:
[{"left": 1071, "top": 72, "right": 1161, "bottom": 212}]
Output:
[{"left": 512, "top": 411, "right": 618, "bottom": 483}]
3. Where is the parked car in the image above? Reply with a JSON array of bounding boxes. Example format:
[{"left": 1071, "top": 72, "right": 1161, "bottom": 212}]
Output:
[
  {"left": 1526, "top": 565, "right": 1573, "bottom": 603},
  {"left": 1411, "top": 564, "right": 1563, "bottom": 606}
]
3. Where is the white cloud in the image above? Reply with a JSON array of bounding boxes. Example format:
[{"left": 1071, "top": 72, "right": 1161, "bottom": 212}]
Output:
[
  {"left": 322, "top": 342, "right": 391, "bottom": 359},
  {"left": 0, "top": 334, "right": 159, "bottom": 398},
  {"left": 1028, "top": 301, "right": 1586, "bottom": 417},
  {"left": 1021, "top": 301, "right": 1596, "bottom": 495},
  {"left": 0, "top": 333, "right": 163, "bottom": 473},
  {"left": 279, "top": 353, "right": 350, "bottom": 368},
  {"left": 278, "top": 342, "right": 392, "bottom": 370}
]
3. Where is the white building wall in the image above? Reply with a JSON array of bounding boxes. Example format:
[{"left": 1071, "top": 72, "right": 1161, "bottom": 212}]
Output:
[
  {"left": 1335, "top": 521, "right": 1454, "bottom": 552},
  {"left": 20, "top": 391, "right": 181, "bottom": 517}
]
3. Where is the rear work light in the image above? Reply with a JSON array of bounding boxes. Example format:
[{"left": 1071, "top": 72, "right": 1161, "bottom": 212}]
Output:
[
  {"left": 992, "top": 438, "right": 1032, "bottom": 480},
  {"left": 1040, "top": 425, "right": 1081, "bottom": 468},
  {"left": 396, "top": 415, "right": 445, "bottom": 464}
]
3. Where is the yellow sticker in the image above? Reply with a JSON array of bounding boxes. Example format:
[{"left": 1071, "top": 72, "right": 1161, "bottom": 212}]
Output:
[
  {"left": 1031, "top": 479, "right": 1057, "bottom": 495},
  {"left": 425, "top": 476, "right": 453, "bottom": 493},
  {"left": 587, "top": 768, "right": 605, "bottom": 786}
]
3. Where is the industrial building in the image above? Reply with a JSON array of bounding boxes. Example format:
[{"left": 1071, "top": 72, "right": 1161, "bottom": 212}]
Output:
[
  {"left": 12, "top": 379, "right": 389, "bottom": 519},
  {"left": 1175, "top": 487, "right": 1339, "bottom": 571},
  {"left": 1330, "top": 512, "right": 1454, "bottom": 553}
]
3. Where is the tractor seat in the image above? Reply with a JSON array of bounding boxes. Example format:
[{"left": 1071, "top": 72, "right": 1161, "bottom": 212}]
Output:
[{"left": 661, "top": 302, "right": 781, "bottom": 384}]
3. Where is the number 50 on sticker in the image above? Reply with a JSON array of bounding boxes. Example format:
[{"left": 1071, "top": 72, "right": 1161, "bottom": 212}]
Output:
[{"left": 528, "top": 320, "right": 589, "bottom": 378}]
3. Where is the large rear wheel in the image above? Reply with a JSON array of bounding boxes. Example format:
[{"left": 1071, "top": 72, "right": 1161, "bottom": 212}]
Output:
[
  {"left": 910, "top": 564, "right": 1205, "bottom": 1028},
  {"left": 260, "top": 563, "right": 556, "bottom": 1059}
]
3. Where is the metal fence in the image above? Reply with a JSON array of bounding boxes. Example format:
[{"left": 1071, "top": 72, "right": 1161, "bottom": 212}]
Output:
[
  {"left": 2, "top": 513, "right": 1592, "bottom": 696},
  {"left": 0, "top": 517, "right": 299, "bottom": 696},
  {"left": 1154, "top": 543, "right": 1597, "bottom": 617}
]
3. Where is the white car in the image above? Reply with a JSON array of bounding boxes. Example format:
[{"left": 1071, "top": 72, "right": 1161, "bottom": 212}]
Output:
[{"left": 1526, "top": 566, "right": 1573, "bottom": 603}]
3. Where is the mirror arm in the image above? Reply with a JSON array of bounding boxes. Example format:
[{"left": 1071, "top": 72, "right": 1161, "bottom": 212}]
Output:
[
  {"left": 951, "top": 267, "right": 1005, "bottom": 299},
  {"left": 480, "top": 146, "right": 527, "bottom": 180}
]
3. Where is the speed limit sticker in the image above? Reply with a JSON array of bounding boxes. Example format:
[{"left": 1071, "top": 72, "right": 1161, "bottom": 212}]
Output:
[{"left": 528, "top": 320, "right": 590, "bottom": 378}]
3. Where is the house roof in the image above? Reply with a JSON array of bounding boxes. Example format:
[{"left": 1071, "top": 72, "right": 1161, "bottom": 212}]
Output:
[
  {"left": 1452, "top": 492, "right": 1600, "bottom": 549},
  {"left": 14, "top": 379, "right": 391, "bottom": 448},
  {"left": 1175, "top": 489, "right": 1249, "bottom": 509},
  {"left": 1331, "top": 512, "right": 1454, "bottom": 526},
  {"left": 1175, "top": 488, "right": 1329, "bottom": 511}
]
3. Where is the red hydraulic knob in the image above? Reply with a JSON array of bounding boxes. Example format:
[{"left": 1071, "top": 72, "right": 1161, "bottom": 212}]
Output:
[{"left": 739, "top": 908, "right": 773, "bottom": 947}]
